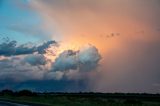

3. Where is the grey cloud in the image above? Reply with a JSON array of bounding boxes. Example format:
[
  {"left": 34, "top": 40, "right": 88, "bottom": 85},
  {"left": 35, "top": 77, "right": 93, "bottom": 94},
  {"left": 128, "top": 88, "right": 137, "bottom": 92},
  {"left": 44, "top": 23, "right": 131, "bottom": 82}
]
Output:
[
  {"left": 0, "top": 54, "right": 82, "bottom": 82},
  {"left": 0, "top": 80, "right": 89, "bottom": 92},
  {"left": 44, "top": 71, "right": 64, "bottom": 80},
  {"left": 0, "top": 41, "right": 100, "bottom": 83},
  {"left": 0, "top": 55, "right": 61, "bottom": 82},
  {"left": 0, "top": 39, "right": 57, "bottom": 56},
  {"left": 24, "top": 54, "right": 47, "bottom": 66},
  {"left": 37, "top": 40, "right": 57, "bottom": 54},
  {"left": 14, "top": 44, "right": 37, "bottom": 55},
  {"left": 53, "top": 50, "right": 78, "bottom": 71},
  {"left": 78, "top": 45, "right": 101, "bottom": 71},
  {"left": 0, "top": 57, "right": 41, "bottom": 82},
  {"left": 52, "top": 45, "right": 101, "bottom": 72},
  {"left": 0, "top": 39, "right": 61, "bottom": 82}
]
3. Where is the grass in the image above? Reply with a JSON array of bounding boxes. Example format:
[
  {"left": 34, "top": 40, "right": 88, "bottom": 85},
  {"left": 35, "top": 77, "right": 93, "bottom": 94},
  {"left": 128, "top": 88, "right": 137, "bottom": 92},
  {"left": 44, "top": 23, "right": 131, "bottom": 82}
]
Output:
[{"left": 0, "top": 93, "right": 160, "bottom": 106}]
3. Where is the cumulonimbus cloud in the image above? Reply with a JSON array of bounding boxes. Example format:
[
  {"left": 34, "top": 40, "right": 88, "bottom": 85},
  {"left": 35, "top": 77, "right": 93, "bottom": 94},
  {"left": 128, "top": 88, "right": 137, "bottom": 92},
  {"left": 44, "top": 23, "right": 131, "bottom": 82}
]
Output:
[
  {"left": 52, "top": 44, "right": 101, "bottom": 72},
  {"left": 0, "top": 39, "right": 101, "bottom": 83}
]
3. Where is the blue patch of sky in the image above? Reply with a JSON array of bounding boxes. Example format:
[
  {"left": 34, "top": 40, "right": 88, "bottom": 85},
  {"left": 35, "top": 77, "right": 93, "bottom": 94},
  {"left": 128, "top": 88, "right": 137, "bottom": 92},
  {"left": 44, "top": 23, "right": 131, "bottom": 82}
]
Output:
[{"left": 0, "top": 0, "right": 49, "bottom": 44}]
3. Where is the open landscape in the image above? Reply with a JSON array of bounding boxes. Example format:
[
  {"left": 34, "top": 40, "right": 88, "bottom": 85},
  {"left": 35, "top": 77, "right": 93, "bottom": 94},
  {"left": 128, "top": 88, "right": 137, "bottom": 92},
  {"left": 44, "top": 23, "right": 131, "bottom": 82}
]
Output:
[
  {"left": 0, "top": 0, "right": 160, "bottom": 106},
  {"left": 0, "top": 90, "right": 160, "bottom": 106}
]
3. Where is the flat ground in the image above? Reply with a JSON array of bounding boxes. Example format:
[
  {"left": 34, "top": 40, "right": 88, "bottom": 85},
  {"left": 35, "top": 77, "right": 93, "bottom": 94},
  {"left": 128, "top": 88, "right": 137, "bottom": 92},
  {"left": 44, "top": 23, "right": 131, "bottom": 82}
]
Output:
[{"left": 0, "top": 93, "right": 160, "bottom": 106}]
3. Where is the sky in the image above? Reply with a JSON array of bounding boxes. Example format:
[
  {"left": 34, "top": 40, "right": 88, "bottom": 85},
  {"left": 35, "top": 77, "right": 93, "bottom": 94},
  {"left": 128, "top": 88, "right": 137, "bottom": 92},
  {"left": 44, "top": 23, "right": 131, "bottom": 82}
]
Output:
[{"left": 0, "top": 0, "right": 160, "bottom": 93}]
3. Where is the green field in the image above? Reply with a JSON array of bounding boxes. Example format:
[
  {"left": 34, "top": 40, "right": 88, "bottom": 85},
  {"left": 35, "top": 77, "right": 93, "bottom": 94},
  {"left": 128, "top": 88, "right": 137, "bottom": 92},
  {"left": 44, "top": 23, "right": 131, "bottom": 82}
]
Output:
[{"left": 0, "top": 90, "right": 160, "bottom": 106}]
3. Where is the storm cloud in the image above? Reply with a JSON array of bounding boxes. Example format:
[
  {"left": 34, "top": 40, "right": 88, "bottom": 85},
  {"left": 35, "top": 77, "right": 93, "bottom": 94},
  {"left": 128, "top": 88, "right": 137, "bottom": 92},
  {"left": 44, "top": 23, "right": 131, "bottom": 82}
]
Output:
[
  {"left": 0, "top": 39, "right": 101, "bottom": 83},
  {"left": 0, "top": 54, "right": 62, "bottom": 82},
  {"left": 30, "top": 0, "right": 160, "bottom": 93},
  {"left": 52, "top": 44, "right": 101, "bottom": 72},
  {"left": 24, "top": 54, "right": 47, "bottom": 66},
  {"left": 0, "top": 39, "right": 57, "bottom": 56},
  {"left": 1, "top": 0, "right": 160, "bottom": 93}
]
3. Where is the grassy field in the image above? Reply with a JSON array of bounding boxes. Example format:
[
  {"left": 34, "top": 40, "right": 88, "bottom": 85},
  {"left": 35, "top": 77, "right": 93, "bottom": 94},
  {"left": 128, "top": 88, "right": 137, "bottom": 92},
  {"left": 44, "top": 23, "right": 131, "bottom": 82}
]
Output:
[{"left": 0, "top": 91, "right": 160, "bottom": 106}]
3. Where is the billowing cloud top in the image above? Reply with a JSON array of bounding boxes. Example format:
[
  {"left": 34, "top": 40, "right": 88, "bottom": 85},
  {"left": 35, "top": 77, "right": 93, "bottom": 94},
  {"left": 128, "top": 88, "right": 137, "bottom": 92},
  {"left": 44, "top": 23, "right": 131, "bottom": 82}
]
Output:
[
  {"left": 0, "top": 39, "right": 101, "bottom": 86},
  {"left": 52, "top": 44, "right": 101, "bottom": 72}
]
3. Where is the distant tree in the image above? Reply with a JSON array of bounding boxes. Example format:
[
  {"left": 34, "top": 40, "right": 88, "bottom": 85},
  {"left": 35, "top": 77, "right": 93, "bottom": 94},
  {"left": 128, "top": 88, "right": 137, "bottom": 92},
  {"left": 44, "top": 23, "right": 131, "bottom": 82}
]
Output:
[
  {"left": 1, "top": 89, "right": 14, "bottom": 96},
  {"left": 17, "top": 90, "right": 37, "bottom": 96}
]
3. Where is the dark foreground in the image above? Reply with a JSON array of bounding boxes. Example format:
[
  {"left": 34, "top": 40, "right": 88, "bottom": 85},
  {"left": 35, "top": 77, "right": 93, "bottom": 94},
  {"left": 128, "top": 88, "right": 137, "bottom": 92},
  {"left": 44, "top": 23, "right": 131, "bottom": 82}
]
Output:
[
  {"left": 0, "top": 90, "right": 160, "bottom": 106},
  {"left": 0, "top": 99, "right": 49, "bottom": 106},
  {"left": 0, "top": 100, "right": 29, "bottom": 106}
]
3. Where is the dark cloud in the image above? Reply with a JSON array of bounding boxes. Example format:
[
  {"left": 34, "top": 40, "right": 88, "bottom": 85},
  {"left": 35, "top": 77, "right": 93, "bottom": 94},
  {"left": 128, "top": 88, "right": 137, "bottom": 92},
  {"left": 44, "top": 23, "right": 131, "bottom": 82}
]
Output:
[
  {"left": 0, "top": 39, "right": 62, "bottom": 82},
  {"left": 24, "top": 54, "right": 47, "bottom": 66},
  {"left": 0, "top": 79, "right": 89, "bottom": 92},
  {"left": 0, "top": 52, "right": 92, "bottom": 85},
  {"left": 14, "top": 44, "right": 37, "bottom": 55},
  {"left": 0, "top": 39, "right": 57, "bottom": 56},
  {"left": 0, "top": 40, "right": 17, "bottom": 56},
  {"left": 53, "top": 50, "right": 78, "bottom": 71},
  {"left": 37, "top": 40, "right": 57, "bottom": 54},
  {"left": 0, "top": 54, "right": 63, "bottom": 82},
  {"left": 0, "top": 39, "right": 101, "bottom": 84},
  {"left": 0, "top": 56, "right": 45, "bottom": 82},
  {"left": 52, "top": 45, "right": 101, "bottom": 72}
]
